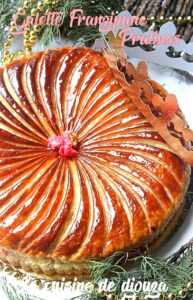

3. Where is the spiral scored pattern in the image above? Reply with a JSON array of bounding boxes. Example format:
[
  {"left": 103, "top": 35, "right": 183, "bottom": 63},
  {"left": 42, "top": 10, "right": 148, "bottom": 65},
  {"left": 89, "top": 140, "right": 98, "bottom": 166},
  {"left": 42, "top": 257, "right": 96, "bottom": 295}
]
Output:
[{"left": 0, "top": 47, "right": 190, "bottom": 267}]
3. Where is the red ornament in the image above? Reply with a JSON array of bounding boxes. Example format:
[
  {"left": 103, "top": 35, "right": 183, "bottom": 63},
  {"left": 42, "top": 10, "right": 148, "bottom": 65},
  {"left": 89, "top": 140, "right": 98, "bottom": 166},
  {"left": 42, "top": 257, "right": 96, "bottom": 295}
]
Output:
[{"left": 48, "top": 132, "right": 78, "bottom": 157}]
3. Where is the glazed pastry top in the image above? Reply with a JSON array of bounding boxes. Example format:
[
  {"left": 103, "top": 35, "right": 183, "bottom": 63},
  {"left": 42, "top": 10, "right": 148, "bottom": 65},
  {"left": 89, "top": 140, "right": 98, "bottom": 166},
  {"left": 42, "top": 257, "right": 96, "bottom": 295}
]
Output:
[{"left": 0, "top": 47, "right": 189, "bottom": 260}]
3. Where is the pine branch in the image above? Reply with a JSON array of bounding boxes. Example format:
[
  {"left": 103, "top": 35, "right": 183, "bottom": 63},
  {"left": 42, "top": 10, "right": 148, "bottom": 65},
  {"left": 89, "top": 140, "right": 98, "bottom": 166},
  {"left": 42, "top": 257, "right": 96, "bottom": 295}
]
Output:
[{"left": 79, "top": 246, "right": 193, "bottom": 299}]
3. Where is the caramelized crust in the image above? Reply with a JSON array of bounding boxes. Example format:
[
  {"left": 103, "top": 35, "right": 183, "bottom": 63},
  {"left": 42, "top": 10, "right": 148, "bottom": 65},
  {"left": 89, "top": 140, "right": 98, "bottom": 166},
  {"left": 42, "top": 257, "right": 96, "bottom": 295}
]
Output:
[{"left": 0, "top": 47, "right": 190, "bottom": 278}]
